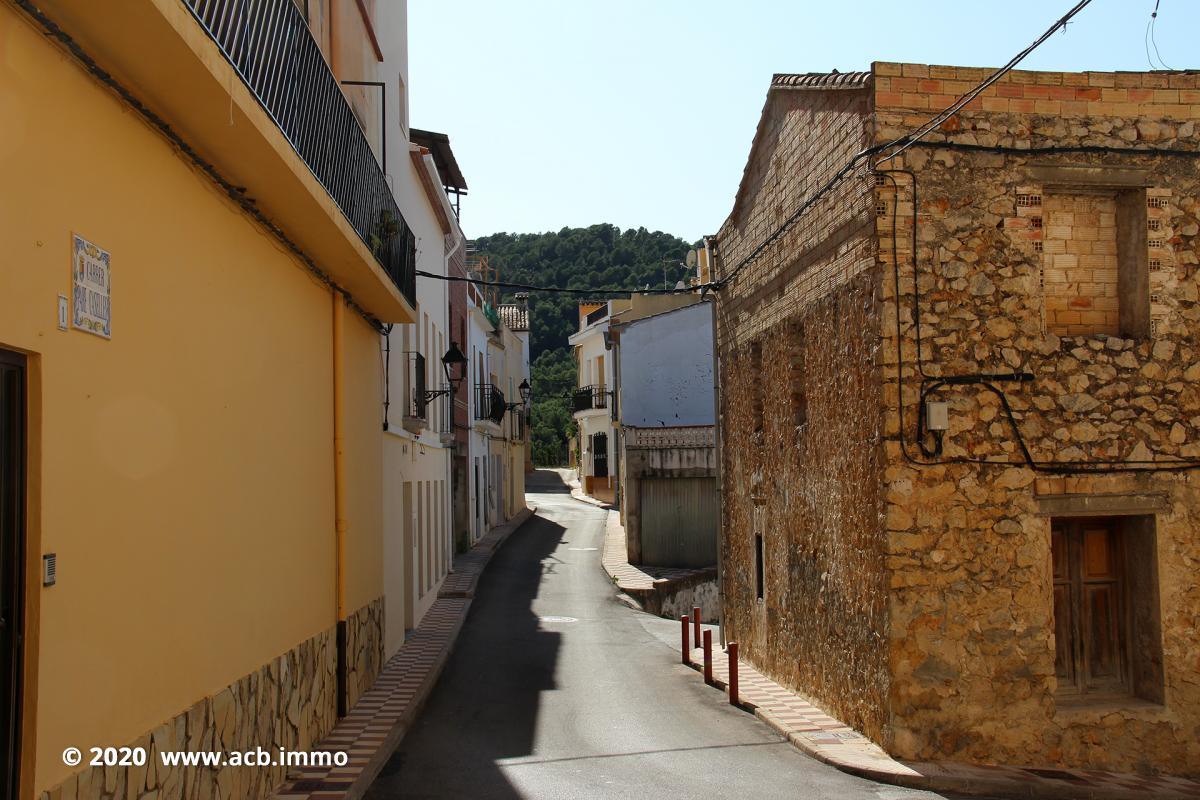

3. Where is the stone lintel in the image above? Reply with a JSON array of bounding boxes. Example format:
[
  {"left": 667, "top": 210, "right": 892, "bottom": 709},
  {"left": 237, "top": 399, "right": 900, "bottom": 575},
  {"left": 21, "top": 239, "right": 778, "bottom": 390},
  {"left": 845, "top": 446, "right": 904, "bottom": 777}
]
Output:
[
  {"left": 1028, "top": 164, "right": 1153, "bottom": 188},
  {"left": 1034, "top": 492, "right": 1169, "bottom": 517}
]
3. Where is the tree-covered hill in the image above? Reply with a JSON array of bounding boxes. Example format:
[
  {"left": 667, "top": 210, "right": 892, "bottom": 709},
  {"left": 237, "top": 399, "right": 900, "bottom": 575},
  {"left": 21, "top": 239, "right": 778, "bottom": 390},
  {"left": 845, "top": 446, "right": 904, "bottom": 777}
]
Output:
[{"left": 474, "top": 224, "right": 695, "bottom": 465}]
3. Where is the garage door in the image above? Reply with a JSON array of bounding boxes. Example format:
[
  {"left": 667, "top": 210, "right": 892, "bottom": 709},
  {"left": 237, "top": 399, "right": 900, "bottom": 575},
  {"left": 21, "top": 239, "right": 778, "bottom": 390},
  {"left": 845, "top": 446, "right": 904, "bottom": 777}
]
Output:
[{"left": 640, "top": 477, "right": 718, "bottom": 568}]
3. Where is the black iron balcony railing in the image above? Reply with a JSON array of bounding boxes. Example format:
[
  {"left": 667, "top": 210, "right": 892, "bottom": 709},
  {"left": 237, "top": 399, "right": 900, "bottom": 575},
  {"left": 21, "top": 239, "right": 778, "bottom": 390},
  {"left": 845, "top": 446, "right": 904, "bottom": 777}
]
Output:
[
  {"left": 474, "top": 384, "right": 507, "bottom": 425},
  {"left": 584, "top": 305, "right": 608, "bottom": 327},
  {"left": 572, "top": 385, "right": 609, "bottom": 413},
  {"left": 183, "top": 0, "right": 416, "bottom": 305}
]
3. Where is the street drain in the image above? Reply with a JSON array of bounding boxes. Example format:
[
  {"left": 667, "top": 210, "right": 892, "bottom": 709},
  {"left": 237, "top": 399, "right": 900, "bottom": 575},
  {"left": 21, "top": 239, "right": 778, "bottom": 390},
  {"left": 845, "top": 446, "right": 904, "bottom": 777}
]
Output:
[{"left": 538, "top": 616, "right": 578, "bottom": 623}]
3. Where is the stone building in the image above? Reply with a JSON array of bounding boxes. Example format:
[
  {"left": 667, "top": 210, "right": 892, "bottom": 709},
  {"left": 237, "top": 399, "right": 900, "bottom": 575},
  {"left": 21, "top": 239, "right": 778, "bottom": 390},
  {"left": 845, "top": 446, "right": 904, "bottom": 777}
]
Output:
[{"left": 712, "top": 62, "right": 1200, "bottom": 775}]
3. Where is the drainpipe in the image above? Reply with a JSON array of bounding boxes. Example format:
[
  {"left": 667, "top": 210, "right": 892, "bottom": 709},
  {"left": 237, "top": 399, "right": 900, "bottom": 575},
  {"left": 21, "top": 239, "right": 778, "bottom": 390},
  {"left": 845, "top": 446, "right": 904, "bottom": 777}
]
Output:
[
  {"left": 704, "top": 237, "right": 726, "bottom": 647},
  {"left": 333, "top": 292, "right": 349, "bottom": 716}
]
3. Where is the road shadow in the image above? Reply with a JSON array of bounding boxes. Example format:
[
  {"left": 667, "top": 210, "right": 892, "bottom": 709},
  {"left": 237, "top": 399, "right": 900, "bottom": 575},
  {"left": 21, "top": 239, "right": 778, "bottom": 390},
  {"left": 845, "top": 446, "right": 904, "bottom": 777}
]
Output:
[
  {"left": 366, "top": 511, "right": 568, "bottom": 799},
  {"left": 524, "top": 467, "right": 572, "bottom": 494}
]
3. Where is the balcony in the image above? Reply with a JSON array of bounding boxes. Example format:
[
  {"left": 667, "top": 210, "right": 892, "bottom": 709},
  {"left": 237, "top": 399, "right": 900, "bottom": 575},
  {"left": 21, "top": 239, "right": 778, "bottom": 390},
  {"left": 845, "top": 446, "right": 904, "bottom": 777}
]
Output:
[
  {"left": 474, "top": 384, "right": 507, "bottom": 426},
  {"left": 184, "top": 0, "right": 416, "bottom": 307},
  {"left": 584, "top": 305, "right": 608, "bottom": 327},
  {"left": 572, "top": 385, "right": 609, "bottom": 414}
]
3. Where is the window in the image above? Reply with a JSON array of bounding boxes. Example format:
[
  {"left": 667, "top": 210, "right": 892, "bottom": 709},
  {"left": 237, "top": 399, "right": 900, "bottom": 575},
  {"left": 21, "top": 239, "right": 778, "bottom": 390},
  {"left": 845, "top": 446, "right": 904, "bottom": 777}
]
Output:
[
  {"left": 1041, "top": 188, "right": 1149, "bottom": 338},
  {"left": 749, "top": 340, "right": 764, "bottom": 437},
  {"left": 1051, "top": 516, "right": 1163, "bottom": 702},
  {"left": 754, "top": 534, "right": 765, "bottom": 601},
  {"left": 789, "top": 322, "right": 807, "bottom": 430}
]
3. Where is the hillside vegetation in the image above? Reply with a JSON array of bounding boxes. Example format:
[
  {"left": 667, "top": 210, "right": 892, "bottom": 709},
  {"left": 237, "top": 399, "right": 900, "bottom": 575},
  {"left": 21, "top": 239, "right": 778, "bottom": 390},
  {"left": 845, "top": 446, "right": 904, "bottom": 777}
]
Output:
[{"left": 475, "top": 224, "right": 694, "bottom": 465}]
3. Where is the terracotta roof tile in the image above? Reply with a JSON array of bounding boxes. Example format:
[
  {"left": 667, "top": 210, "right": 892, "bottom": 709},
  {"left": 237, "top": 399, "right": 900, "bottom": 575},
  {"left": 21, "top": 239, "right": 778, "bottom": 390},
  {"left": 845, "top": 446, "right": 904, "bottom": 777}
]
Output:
[
  {"left": 498, "top": 304, "right": 528, "bottom": 332},
  {"left": 771, "top": 71, "right": 871, "bottom": 89}
]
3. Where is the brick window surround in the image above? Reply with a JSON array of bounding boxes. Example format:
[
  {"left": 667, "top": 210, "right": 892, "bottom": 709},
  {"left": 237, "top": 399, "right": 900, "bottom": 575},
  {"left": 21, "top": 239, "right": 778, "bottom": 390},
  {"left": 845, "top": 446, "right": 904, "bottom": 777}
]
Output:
[
  {"left": 1051, "top": 515, "right": 1163, "bottom": 705},
  {"left": 1034, "top": 175, "right": 1150, "bottom": 339}
]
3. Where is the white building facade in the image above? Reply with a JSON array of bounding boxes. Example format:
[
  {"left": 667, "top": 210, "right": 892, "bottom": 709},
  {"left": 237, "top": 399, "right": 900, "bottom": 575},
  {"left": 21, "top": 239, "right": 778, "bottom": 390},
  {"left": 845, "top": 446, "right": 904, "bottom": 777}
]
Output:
[
  {"left": 377, "top": 0, "right": 456, "bottom": 650},
  {"left": 570, "top": 303, "right": 616, "bottom": 503},
  {"left": 465, "top": 287, "right": 529, "bottom": 541}
]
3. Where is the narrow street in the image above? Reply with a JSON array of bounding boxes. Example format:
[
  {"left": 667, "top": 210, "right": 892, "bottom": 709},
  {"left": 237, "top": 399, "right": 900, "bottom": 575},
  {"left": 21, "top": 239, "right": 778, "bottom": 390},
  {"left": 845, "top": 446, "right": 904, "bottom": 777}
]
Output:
[{"left": 365, "top": 471, "right": 955, "bottom": 800}]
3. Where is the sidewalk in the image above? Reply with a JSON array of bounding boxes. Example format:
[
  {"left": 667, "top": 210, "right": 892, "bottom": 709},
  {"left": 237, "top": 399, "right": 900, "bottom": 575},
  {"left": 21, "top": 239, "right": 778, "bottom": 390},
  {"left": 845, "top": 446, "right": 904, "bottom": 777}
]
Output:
[
  {"left": 565, "top": 471, "right": 612, "bottom": 509},
  {"left": 600, "top": 509, "right": 710, "bottom": 594},
  {"left": 271, "top": 506, "right": 536, "bottom": 800},
  {"left": 681, "top": 640, "right": 1200, "bottom": 799}
]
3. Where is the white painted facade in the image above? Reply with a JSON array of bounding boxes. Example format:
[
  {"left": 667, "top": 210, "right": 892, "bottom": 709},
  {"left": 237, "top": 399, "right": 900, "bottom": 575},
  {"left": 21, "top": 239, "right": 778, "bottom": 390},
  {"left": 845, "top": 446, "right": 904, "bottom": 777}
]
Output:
[
  {"left": 569, "top": 306, "right": 615, "bottom": 495},
  {"left": 376, "top": 0, "right": 455, "bottom": 655},
  {"left": 618, "top": 302, "right": 715, "bottom": 428},
  {"left": 465, "top": 291, "right": 528, "bottom": 541}
]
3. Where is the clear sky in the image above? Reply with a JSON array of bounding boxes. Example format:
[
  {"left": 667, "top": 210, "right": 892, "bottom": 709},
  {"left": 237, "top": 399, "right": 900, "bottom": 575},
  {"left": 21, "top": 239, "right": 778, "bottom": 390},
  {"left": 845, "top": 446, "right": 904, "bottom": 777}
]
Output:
[{"left": 408, "top": 0, "right": 1196, "bottom": 244}]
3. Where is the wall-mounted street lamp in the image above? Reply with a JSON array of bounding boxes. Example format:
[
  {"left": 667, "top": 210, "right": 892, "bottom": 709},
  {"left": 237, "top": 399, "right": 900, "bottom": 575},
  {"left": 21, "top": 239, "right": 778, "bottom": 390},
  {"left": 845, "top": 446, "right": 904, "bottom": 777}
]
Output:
[
  {"left": 505, "top": 379, "right": 532, "bottom": 412},
  {"left": 421, "top": 342, "right": 468, "bottom": 406}
]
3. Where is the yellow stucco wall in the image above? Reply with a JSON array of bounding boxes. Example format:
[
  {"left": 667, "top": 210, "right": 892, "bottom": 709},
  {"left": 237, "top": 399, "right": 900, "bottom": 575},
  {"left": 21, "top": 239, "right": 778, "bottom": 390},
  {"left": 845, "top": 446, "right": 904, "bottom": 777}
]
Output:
[
  {"left": 0, "top": 9, "right": 389, "bottom": 793},
  {"left": 342, "top": 311, "right": 385, "bottom": 613}
]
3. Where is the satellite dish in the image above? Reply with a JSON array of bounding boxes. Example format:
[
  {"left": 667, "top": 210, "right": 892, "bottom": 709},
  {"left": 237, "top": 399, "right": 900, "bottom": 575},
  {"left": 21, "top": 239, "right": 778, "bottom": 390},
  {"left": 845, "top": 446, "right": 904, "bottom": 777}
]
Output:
[{"left": 685, "top": 250, "right": 698, "bottom": 268}]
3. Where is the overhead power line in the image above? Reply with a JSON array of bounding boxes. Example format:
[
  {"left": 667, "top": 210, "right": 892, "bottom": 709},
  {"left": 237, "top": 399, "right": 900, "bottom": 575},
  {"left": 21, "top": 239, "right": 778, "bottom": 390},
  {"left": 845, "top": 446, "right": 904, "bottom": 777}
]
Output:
[
  {"left": 415, "top": 269, "right": 716, "bottom": 296},
  {"left": 416, "top": 1, "right": 1098, "bottom": 300},
  {"left": 716, "top": 0, "right": 1095, "bottom": 291}
]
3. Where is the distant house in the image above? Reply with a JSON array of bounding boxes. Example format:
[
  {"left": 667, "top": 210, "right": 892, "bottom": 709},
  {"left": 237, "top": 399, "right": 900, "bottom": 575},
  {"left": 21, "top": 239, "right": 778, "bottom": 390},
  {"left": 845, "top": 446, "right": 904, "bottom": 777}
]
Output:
[
  {"left": 570, "top": 302, "right": 617, "bottom": 502},
  {"left": 611, "top": 300, "right": 718, "bottom": 568},
  {"left": 713, "top": 61, "right": 1200, "bottom": 775}
]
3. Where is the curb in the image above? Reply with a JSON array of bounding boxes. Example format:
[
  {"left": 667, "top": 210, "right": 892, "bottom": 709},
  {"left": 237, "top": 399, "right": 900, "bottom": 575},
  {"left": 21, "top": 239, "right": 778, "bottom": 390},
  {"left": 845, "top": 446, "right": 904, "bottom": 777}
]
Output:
[
  {"left": 678, "top": 654, "right": 1200, "bottom": 800},
  {"left": 569, "top": 486, "right": 613, "bottom": 509}
]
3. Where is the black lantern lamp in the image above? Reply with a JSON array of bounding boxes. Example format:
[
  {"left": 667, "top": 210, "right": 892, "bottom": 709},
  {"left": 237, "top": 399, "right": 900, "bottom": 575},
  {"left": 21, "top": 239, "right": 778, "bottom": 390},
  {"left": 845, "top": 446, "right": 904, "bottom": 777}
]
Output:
[
  {"left": 505, "top": 378, "right": 532, "bottom": 413},
  {"left": 422, "top": 342, "right": 468, "bottom": 406},
  {"left": 440, "top": 342, "right": 468, "bottom": 389}
]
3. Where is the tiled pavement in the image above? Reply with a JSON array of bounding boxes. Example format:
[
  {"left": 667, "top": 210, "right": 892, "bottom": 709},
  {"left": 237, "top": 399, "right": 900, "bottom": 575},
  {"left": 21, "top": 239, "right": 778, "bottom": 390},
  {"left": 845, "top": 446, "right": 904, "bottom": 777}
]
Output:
[
  {"left": 600, "top": 508, "right": 709, "bottom": 593},
  {"left": 271, "top": 506, "right": 536, "bottom": 800},
  {"left": 681, "top": 639, "right": 1200, "bottom": 799}
]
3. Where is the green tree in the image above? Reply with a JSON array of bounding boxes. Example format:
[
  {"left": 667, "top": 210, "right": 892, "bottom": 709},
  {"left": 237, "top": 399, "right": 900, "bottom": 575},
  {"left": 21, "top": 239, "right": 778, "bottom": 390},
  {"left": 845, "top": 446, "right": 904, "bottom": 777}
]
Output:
[{"left": 476, "top": 224, "right": 693, "bottom": 465}]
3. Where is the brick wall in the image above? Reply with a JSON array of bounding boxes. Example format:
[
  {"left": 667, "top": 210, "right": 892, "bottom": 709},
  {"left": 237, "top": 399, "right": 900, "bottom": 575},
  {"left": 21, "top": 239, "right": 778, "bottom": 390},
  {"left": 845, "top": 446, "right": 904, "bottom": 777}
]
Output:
[{"left": 1042, "top": 191, "right": 1120, "bottom": 335}]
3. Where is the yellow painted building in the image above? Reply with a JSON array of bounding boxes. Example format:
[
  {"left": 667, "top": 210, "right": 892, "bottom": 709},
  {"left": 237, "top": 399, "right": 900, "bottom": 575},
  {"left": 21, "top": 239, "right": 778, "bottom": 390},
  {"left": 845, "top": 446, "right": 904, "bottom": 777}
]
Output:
[{"left": 0, "top": 0, "right": 420, "bottom": 797}]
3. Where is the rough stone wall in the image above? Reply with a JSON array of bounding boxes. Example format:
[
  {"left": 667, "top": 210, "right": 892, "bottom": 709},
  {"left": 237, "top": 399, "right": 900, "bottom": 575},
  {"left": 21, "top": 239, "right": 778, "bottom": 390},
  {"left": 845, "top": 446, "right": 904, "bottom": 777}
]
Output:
[
  {"left": 714, "top": 79, "right": 890, "bottom": 739},
  {"left": 719, "top": 275, "right": 889, "bottom": 739},
  {"left": 345, "top": 596, "right": 385, "bottom": 710},
  {"left": 40, "top": 627, "right": 336, "bottom": 800},
  {"left": 873, "top": 62, "right": 1200, "bottom": 774}
]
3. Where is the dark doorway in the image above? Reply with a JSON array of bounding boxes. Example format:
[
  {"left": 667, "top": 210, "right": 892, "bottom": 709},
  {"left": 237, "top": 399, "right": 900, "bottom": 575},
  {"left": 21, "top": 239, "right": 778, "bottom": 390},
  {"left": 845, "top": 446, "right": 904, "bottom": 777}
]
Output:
[
  {"left": 591, "top": 433, "right": 608, "bottom": 478},
  {"left": 0, "top": 349, "right": 25, "bottom": 800}
]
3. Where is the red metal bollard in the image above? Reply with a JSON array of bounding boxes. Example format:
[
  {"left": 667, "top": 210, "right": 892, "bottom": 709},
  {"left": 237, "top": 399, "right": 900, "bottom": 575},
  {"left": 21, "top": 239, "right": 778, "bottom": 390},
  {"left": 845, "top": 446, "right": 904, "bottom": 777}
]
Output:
[
  {"left": 692, "top": 606, "right": 701, "bottom": 650},
  {"left": 728, "top": 642, "right": 739, "bottom": 706},
  {"left": 681, "top": 614, "right": 690, "bottom": 664},
  {"left": 702, "top": 630, "right": 713, "bottom": 685}
]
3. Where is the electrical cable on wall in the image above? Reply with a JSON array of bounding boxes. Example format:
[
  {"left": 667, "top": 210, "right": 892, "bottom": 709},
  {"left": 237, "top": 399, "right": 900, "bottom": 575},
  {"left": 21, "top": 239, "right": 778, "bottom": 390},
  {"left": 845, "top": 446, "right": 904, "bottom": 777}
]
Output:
[
  {"left": 11, "top": 0, "right": 390, "bottom": 334},
  {"left": 877, "top": 163, "right": 1200, "bottom": 475}
]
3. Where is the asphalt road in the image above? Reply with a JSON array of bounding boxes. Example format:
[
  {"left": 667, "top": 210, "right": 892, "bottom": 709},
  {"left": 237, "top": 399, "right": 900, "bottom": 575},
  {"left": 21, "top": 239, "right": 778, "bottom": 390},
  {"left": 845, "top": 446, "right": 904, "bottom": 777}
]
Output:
[{"left": 365, "top": 469, "right": 961, "bottom": 800}]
